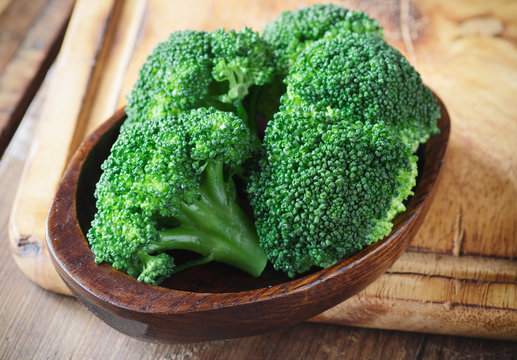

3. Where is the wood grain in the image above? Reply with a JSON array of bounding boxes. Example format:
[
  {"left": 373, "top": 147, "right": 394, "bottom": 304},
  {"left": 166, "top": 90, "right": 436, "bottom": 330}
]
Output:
[
  {"left": 8, "top": 0, "right": 130, "bottom": 294},
  {"left": 405, "top": 0, "right": 517, "bottom": 259},
  {"left": 0, "top": 0, "right": 47, "bottom": 73},
  {"left": 0, "top": 0, "right": 75, "bottom": 155},
  {"left": 7, "top": 0, "right": 517, "bottom": 340}
]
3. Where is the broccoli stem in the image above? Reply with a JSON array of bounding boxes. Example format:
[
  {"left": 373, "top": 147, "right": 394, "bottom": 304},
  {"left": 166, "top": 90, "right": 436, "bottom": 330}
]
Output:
[
  {"left": 233, "top": 100, "right": 250, "bottom": 133},
  {"left": 144, "top": 160, "right": 267, "bottom": 277},
  {"left": 234, "top": 99, "right": 263, "bottom": 151},
  {"left": 243, "top": 89, "right": 260, "bottom": 137}
]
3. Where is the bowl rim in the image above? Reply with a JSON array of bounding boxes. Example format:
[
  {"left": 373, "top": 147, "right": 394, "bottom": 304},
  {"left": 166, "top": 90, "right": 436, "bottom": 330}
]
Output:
[{"left": 47, "top": 97, "right": 450, "bottom": 315}]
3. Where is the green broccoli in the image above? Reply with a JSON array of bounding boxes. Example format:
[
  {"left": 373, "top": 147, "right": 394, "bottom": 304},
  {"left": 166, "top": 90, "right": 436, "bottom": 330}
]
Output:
[
  {"left": 262, "top": 4, "right": 382, "bottom": 76},
  {"left": 247, "top": 108, "right": 417, "bottom": 277},
  {"left": 87, "top": 107, "right": 267, "bottom": 285},
  {"left": 247, "top": 29, "right": 440, "bottom": 277},
  {"left": 124, "top": 27, "right": 275, "bottom": 134},
  {"left": 282, "top": 33, "right": 440, "bottom": 151},
  {"left": 253, "top": 4, "right": 382, "bottom": 123},
  {"left": 90, "top": 5, "right": 440, "bottom": 283}
]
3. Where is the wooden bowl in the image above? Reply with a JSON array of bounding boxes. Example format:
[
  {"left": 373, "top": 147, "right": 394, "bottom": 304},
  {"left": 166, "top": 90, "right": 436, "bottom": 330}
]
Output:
[{"left": 46, "top": 99, "right": 449, "bottom": 344}]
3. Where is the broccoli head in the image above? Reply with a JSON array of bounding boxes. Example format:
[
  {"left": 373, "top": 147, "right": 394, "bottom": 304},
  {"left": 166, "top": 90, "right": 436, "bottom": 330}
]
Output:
[
  {"left": 282, "top": 33, "right": 440, "bottom": 151},
  {"left": 125, "top": 30, "right": 212, "bottom": 124},
  {"left": 262, "top": 4, "right": 382, "bottom": 76},
  {"left": 87, "top": 107, "right": 267, "bottom": 285},
  {"left": 247, "top": 108, "right": 417, "bottom": 277},
  {"left": 124, "top": 28, "right": 275, "bottom": 132},
  {"left": 253, "top": 4, "right": 382, "bottom": 123}
]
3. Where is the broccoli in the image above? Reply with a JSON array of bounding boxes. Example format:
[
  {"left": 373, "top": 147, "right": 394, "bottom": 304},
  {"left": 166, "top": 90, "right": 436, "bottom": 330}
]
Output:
[
  {"left": 247, "top": 31, "right": 439, "bottom": 278},
  {"left": 124, "top": 27, "right": 275, "bottom": 134},
  {"left": 282, "top": 33, "right": 440, "bottom": 151},
  {"left": 253, "top": 4, "right": 382, "bottom": 123},
  {"left": 87, "top": 107, "right": 267, "bottom": 285},
  {"left": 247, "top": 107, "right": 417, "bottom": 277},
  {"left": 89, "top": 5, "right": 440, "bottom": 282},
  {"left": 262, "top": 4, "right": 382, "bottom": 76}
]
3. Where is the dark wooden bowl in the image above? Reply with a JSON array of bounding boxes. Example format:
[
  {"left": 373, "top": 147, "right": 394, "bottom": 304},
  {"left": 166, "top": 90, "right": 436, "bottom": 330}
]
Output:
[{"left": 46, "top": 99, "right": 449, "bottom": 344}]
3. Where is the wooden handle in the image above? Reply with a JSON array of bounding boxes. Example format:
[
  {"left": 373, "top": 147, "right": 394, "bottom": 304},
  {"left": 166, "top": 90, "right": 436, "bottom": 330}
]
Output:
[{"left": 8, "top": 0, "right": 145, "bottom": 294}]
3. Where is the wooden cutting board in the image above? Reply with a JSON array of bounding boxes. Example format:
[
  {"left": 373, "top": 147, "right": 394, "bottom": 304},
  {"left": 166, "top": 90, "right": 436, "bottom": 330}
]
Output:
[{"left": 8, "top": 0, "right": 517, "bottom": 340}]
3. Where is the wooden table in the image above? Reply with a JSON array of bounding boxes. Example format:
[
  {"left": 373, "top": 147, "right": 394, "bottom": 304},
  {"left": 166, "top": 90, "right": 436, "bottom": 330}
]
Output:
[{"left": 1, "top": 0, "right": 516, "bottom": 358}]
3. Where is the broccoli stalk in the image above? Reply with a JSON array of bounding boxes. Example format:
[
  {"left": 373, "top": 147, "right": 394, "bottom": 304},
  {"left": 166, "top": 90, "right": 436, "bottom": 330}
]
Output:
[
  {"left": 213, "top": 59, "right": 254, "bottom": 102},
  {"left": 138, "top": 160, "right": 265, "bottom": 279}
]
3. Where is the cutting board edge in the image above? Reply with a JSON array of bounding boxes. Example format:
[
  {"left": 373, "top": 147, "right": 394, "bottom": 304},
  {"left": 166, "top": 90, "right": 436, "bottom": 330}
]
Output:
[{"left": 311, "top": 294, "right": 517, "bottom": 341}]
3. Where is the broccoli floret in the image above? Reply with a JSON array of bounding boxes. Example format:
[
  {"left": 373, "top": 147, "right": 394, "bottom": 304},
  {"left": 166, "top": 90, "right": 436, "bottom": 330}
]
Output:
[
  {"left": 210, "top": 28, "right": 275, "bottom": 101},
  {"left": 124, "top": 27, "right": 275, "bottom": 133},
  {"left": 209, "top": 27, "right": 276, "bottom": 134},
  {"left": 87, "top": 107, "right": 267, "bottom": 285},
  {"left": 282, "top": 33, "right": 440, "bottom": 151},
  {"left": 247, "top": 108, "right": 417, "bottom": 277},
  {"left": 253, "top": 4, "right": 382, "bottom": 123},
  {"left": 262, "top": 4, "right": 382, "bottom": 76},
  {"left": 246, "top": 23, "right": 441, "bottom": 277},
  {"left": 125, "top": 30, "right": 212, "bottom": 124}
]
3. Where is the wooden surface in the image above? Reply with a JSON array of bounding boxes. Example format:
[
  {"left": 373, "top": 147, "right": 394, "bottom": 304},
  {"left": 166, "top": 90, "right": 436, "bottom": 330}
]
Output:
[
  {"left": 1, "top": 0, "right": 517, "bottom": 358},
  {"left": 0, "top": 0, "right": 74, "bottom": 156}
]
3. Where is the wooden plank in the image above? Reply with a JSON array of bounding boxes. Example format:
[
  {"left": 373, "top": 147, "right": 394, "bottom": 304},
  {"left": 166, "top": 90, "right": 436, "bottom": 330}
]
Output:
[
  {"left": 9, "top": 0, "right": 148, "bottom": 294},
  {"left": 311, "top": 252, "right": 517, "bottom": 340},
  {"left": 400, "top": 0, "right": 517, "bottom": 258},
  {"left": 78, "top": 0, "right": 147, "bottom": 144},
  {"left": 0, "top": 0, "right": 75, "bottom": 156},
  {"left": 0, "top": 0, "right": 13, "bottom": 17},
  {"left": 0, "top": 0, "right": 47, "bottom": 73}
]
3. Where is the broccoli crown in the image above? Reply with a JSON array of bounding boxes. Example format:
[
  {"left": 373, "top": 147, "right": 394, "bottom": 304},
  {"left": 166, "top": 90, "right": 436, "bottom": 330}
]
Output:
[
  {"left": 262, "top": 4, "right": 382, "bottom": 75},
  {"left": 87, "top": 107, "right": 267, "bottom": 285},
  {"left": 247, "top": 108, "right": 417, "bottom": 277},
  {"left": 282, "top": 33, "right": 440, "bottom": 150},
  {"left": 124, "top": 28, "right": 275, "bottom": 129},
  {"left": 125, "top": 30, "right": 212, "bottom": 124}
]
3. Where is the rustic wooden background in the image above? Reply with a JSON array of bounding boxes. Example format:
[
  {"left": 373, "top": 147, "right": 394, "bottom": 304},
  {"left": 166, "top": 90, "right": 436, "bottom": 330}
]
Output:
[{"left": 1, "top": 0, "right": 516, "bottom": 358}]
